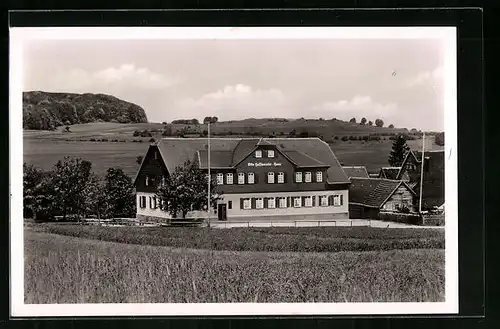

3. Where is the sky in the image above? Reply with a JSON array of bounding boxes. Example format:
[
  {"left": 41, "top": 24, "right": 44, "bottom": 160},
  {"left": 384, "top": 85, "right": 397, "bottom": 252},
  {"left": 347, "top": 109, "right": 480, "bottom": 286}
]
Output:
[{"left": 22, "top": 37, "right": 446, "bottom": 131}]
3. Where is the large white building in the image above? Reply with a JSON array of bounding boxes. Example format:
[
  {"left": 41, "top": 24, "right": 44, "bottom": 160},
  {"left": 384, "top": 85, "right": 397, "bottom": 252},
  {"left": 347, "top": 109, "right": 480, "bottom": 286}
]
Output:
[{"left": 134, "top": 137, "right": 351, "bottom": 222}]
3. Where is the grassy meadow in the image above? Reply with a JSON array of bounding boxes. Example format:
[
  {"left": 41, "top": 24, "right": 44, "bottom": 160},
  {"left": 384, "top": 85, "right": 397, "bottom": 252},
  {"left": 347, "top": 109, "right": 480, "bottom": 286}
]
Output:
[
  {"left": 25, "top": 227, "right": 445, "bottom": 304},
  {"left": 23, "top": 122, "right": 442, "bottom": 176},
  {"left": 30, "top": 224, "right": 445, "bottom": 252}
]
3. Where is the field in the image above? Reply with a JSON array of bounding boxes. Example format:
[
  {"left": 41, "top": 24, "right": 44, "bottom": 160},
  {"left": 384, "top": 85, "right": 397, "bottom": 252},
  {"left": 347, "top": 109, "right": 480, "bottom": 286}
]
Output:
[
  {"left": 31, "top": 224, "right": 445, "bottom": 252},
  {"left": 23, "top": 122, "right": 442, "bottom": 176},
  {"left": 25, "top": 226, "right": 445, "bottom": 304}
]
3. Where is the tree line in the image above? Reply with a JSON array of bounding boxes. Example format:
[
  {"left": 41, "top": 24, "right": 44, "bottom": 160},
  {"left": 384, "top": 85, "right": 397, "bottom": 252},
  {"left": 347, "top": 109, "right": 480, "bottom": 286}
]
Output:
[
  {"left": 24, "top": 158, "right": 135, "bottom": 222},
  {"left": 349, "top": 117, "right": 388, "bottom": 127}
]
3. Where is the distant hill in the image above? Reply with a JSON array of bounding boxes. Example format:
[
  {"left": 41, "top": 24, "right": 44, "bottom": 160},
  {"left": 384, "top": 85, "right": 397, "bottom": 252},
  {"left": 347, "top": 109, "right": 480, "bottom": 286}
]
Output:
[{"left": 23, "top": 91, "right": 148, "bottom": 130}]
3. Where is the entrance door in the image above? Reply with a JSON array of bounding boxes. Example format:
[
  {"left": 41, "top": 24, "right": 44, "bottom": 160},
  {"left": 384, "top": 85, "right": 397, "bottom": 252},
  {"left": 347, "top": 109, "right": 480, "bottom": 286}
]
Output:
[{"left": 217, "top": 204, "right": 227, "bottom": 221}]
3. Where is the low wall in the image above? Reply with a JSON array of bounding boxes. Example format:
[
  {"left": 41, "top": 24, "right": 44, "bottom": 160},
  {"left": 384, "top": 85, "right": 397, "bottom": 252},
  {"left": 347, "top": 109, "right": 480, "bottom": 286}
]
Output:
[
  {"left": 422, "top": 214, "right": 445, "bottom": 226},
  {"left": 378, "top": 212, "right": 423, "bottom": 225},
  {"left": 136, "top": 214, "right": 169, "bottom": 224}
]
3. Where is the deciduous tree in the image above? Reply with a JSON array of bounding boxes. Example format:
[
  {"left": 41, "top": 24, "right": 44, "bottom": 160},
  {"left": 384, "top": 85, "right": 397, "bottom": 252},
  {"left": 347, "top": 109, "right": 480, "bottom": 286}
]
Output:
[
  {"left": 360, "top": 117, "right": 367, "bottom": 125},
  {"left": 375, "top": 119, "right": 384, "bottom": 127},
  {"left": 156, "top": 160, "right": 222, "bottom": 219},
  {"left": 102, "top": 168, "right": 136, "bottom": 219}
]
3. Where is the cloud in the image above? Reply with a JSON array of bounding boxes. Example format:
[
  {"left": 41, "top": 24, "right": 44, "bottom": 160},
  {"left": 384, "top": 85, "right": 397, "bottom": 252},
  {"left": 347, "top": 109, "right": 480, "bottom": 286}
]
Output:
[
  {"left": 171, "top": 84, "right": 288, "bottom": 120},
  {"left": 47, "top": 63, "right": 176, "bottom": 92},
  {"left": 311, "top": 95, "right": 399, "bottom": 121},
  {"left": 404, "top": 66, "right": 444, "bottom": 87}
]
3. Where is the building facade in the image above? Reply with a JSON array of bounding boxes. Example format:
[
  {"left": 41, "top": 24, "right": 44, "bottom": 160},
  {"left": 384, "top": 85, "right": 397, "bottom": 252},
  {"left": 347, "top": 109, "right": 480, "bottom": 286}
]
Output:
[
  {"left": 348, "top": 177, "right": 417, "bottom": 219},
  {"left": 134, "top": 137, "right": 351, "bottom": 223},
  {"left": 396, "top": 150, "right": 445, "bottom": 210}
]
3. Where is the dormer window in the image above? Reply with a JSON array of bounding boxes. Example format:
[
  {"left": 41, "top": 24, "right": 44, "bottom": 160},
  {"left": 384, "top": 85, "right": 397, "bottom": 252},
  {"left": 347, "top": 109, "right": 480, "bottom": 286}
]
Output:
[
  {"left": 305, "top": 172, "right": 312, "bottom": 183},
  {"left": 295, "top": 172, "right": 303, "bottom": 183},
  {"left": 238, "top": 172, "right": 245, "bottom": 184},
  {"left": 316, "top": 171, "right": 323, "bottom": 182},
  {"left": 267, "top": 150, "right": 275, "bottom": 158},
  {"left": 255, "top": 150, "right": 262, "bottom": 158},
  {"left": 248, "top": 172, "right": 255, "bottom": 184},
  {"left": 267, "top": 172, "right": 275, "bottom": 184},
  {"left": 226, "top": 173, "right": 233, "bottom": 184}
]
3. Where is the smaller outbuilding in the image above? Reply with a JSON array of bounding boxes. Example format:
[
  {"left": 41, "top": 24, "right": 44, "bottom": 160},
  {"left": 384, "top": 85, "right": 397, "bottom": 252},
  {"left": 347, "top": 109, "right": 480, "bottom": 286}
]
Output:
[{"left": 348, "top": 177, "right": 417, "bottom": 219}]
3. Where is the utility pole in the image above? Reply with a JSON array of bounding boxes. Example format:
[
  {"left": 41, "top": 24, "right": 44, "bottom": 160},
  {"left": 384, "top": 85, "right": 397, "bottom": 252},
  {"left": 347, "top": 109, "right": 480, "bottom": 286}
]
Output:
[
  {"left": 207, "top": 122, "right": 211, "bottom": 227},
  {"left": 419, "top": 132, "right": 425, "bottom": 213}
]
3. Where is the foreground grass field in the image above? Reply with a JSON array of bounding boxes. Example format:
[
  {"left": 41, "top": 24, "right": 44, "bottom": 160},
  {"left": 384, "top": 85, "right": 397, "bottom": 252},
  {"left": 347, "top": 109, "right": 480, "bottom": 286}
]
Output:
[
  {"left": 30, "top": 224, "right": 445, "bottom": 252},
  {"left": 25, "top": 229, "right": 445, "bottom": 304}
]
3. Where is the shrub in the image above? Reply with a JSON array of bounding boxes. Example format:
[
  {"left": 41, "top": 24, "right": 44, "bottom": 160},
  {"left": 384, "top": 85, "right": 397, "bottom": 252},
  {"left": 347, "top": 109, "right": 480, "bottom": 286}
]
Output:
[
  {"left": 379, "top": 212, "right": 422, "bottom": 225},
  {"left": 341, "top": 136, "right": 349, "bottom": 141}
]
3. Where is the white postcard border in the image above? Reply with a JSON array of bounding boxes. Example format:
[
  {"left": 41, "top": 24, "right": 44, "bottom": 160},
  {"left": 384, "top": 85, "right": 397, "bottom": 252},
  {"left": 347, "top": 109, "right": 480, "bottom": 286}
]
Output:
[{"left": 9, "top": 26, "right": 458, "bottom": 317}]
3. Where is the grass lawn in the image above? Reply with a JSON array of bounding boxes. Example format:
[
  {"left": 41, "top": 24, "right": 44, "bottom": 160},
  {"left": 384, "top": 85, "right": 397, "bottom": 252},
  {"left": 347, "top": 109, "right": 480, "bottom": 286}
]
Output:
[
  {"left": 30, "top": 224, "right": 445, "bottom": 252},
  {"left": 25, "top": 228, "right": 445, "bottom": 304}
]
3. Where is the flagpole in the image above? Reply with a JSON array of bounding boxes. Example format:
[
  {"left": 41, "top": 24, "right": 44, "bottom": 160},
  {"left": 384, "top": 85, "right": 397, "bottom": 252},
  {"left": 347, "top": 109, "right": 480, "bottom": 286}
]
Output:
[
  {"left": 207, "top": 122, "right": 211, "bottom": 227},
  {"left": 419, "top": 132, "right": 425, "bottom": 213}
]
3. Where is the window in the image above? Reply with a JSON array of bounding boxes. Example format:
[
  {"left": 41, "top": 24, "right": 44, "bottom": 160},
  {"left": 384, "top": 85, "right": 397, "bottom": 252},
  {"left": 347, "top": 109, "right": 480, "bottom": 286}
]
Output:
[
  {"left": 295, "top": 172, "right": 303, "bottom": 183},
  {"left": 267, "top": 172, "right": 275, "bottom": 184},
  {"left": 333, "top": 195, "right": 341, "bottom": 206},
  {"left": 255, "top": 150, "right": 262, "bottom": 158},
  {"left": 226, "top": 173, "right": 234, "bottom": 184},
  {"left": 316, "top": 171, "right": 323, "bottom": 182},
  {"left": 139, "top": 196, "right": 146, "bottom": 208},
  {"left": 216, "top": 173, "right": 224, "bottom": 185},
  {"left": 293, "top": 197, "right": 302, "bottom": 208},
  {"left": 161, "top": 176, "right": 166, "bottom": 186},
  {"left": 248, "top": 172, "right": 255, "bottom": 184},
  {"left": 268, "top": 198, "right": 276, "bottom": 209},
  {"left": 278, "top": 172, "right": 285, "bottom": 183},
  {"left": 228, "top": 201, "right": 232, "bottom": 210},
  {"left": 154, "top": 151, "right": 158, "bottom": 160},
  {"left": 320, "top": 196, "right": 328, "bottom": 207},
  {"left": 243, "top": 198, "right": 251, "bottom": 210},
  {"left": 305, "top": 196, "right": 313, "bottom": 207},
  {"left": 256, "top": 198, "right": 264, "bottom": 209},
  {"left": 305, "top": 172, "right": 312, "bottom": 182},
  {"left": 145, "top": 175, "right": 149, "bottom": 186},
  {"left": 238, "top": 172, "right": 245, "bottom": 184},
  {"left": 279, "top": 197, "right": 287, "bottom": 208},
  {"left": 267, "top": 150, "right": 275, "bottom": 158}
]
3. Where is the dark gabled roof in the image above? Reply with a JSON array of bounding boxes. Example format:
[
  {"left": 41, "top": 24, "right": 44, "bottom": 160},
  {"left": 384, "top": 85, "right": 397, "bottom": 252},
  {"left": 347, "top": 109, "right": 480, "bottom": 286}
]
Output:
[
  {"left": 156, "top": 138, "right": 240, "bottom": 173},
  {"left": 282, "top": 150, "right": 328, "bottom": 168},
  {"left": 197, "top": 150, "right": 233, "bottom": 169},
  {"left": 264, "top": 138, "right": 350, "bottom": 184},
  {"left": 342, "top": 166, "right": 370, "bottom": 178},
  {"left": 379, "top": 167, "right": 401, "bottom": 180},
  {"left": 154, "top": 137, "right": 350, "bottom": 184},
  {"left": 349, "top": 178, "right": 416, "bottom": 208}
]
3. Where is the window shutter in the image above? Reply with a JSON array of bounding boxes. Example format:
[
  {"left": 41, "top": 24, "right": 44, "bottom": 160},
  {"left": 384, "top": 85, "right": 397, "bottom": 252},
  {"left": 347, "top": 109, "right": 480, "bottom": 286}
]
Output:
[
  {"left": 240, "top": 198, "right": 244, "bottom": 209},
  {"left": 287, "top": 197, "right": 291, "bottom": 208},
  {"left": 340, "top": 194, "right": 344, "bottom": 205},
  {"left": 283, "top": 172, "right": 287, "bottom": 184},
  {"left": 328, "top": 195, "right": 333, "bottom": 206},
  {"left": 312, "top": 196, "right": 316, "bottom": 207},
  {"left": 251, "top": 198, "right": 256, "bottom": 209},
  {"left": 254, "top": 173, "right": 259, "bottom": 184},
  {"left": 263, "top": 198, "right": 267, "bottom": 208},
  {"left": 302, "top": 196, "right": 306, "bottom": 207}
]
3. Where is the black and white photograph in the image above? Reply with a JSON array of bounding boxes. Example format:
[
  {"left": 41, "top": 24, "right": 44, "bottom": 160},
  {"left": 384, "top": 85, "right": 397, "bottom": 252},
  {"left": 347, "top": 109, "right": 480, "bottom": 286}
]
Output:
[{"left": 10, "top": 26, "right": 457, "bottom": 316}]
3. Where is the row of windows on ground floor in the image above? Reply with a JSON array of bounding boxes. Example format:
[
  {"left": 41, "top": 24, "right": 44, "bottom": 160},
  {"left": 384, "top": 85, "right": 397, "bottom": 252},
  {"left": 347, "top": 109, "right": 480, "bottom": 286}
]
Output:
[{"left": 138, "top": 194, "right": 344, "bottom": 210}]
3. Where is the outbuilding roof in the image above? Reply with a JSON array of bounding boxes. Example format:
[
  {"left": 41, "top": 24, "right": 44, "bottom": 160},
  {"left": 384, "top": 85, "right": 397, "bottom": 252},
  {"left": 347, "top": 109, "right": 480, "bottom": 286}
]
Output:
[
  {"left": 342, "top": 166, "right": 370, "bottom": 178},
  {"left": 349, "top": 177, "right": 416, "bottom": 208}
]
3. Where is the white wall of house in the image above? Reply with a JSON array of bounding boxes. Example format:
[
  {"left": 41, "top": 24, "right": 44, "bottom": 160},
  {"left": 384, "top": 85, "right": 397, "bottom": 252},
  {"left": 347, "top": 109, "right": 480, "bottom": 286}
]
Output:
[
  {"left": 136, "top": 192, "right": 214, "bottom": 219},
  {"left": 136, "top": 189, "right": 348, "bottom": 220},
  {"left": 221, "top": 190, "right": 348, "bottom": 218}
]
